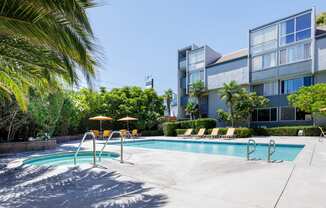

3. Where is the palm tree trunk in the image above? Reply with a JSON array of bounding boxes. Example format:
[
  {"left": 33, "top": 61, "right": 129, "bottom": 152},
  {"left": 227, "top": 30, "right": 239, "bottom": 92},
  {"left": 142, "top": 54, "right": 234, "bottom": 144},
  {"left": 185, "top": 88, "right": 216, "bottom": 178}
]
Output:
[{"left": 230, "top": 104, "right": 234, "bottom": 127}]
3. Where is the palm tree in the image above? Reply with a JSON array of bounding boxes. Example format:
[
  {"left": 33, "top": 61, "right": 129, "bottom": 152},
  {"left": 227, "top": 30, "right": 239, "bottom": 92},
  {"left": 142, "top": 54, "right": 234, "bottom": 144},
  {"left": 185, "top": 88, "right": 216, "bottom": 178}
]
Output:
[
  {"left": 189, "top": 80, "right": 204, "bottom": 117},
  {"left": 163, "top": 89, "right": 173, "bottom": 116},
  {"left": 218, "top": 81, "right": 243, "bottom": 127},
  {"left": 185, "top": 102, "right": 198, "bottom": 120},
  {"left": 0, "top": 0, "right": 99, "bottom": 110}
]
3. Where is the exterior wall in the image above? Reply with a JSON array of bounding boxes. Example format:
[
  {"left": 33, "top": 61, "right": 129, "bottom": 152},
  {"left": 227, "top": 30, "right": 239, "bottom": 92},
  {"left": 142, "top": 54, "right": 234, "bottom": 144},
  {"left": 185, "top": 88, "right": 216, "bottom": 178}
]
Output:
[
  {"left": 316, "top": 36, "right": 326, "bottom": 71},
  {"left": 252, "top": 60, "right": 312, "bottom": 82},
  {"left": 207, "top": 58, "right": 249, "bottom": 90}
]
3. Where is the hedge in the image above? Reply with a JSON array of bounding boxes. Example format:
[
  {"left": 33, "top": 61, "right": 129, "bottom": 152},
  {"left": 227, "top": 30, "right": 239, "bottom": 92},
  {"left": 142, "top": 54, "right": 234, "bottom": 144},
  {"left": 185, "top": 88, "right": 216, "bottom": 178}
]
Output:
[
  {"left": 175, "top": 128, "right": 253, "bottom": 138},
  {"left": 163, "top": 118, "right": 217, "bottom": 136},
  {"left": 252, "top": 126, "right": 321, "bottom": 136},
  {"left": 174, "top": 126, "right": 322, "bottom": 137},
  {"left": 141, "top": 130, "right": 164, "bottom": 136}
]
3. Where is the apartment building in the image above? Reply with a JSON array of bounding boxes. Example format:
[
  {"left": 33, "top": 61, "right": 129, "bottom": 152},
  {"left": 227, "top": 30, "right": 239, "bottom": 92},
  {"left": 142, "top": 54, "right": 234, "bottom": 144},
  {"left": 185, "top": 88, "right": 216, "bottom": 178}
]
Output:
[{"left": 177, "top": 8, "right": 326, "bottom": 127}]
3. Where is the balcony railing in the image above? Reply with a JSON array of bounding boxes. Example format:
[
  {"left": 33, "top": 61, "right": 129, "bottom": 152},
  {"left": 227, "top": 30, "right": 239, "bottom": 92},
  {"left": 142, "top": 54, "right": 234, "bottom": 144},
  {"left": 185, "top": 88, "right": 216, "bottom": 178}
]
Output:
[{"left": 179, "top": 60, "right": 186, "bottom": 70}]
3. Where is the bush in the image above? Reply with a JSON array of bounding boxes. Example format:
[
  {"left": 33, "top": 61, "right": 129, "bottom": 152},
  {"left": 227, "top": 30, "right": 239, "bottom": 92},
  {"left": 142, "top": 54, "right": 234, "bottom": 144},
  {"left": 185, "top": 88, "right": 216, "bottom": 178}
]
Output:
[
  {"left": 163, "top": 122, "right": 179, "bottom": 136},
  {"left": 141, "top": 130, "right": 164, "bottom": 136},
  {"left": 176, "top": 127, "right": 252, "bottom": 138},
  {"left": 163, "top": 119, "right": 217, "bottom": 136},
  {"left": 253, "top": 126, "right": 322, "bottom": 136}
]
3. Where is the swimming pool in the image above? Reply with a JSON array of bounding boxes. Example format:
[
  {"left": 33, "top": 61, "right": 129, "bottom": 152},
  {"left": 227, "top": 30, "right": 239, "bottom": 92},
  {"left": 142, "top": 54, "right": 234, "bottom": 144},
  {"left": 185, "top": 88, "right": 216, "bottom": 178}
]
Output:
[
  {"left": 23, "top": 151, "right": 119, "bottom": 166},
  {"left": 122, "top": 140, "right": 304, "bottom": 161}
]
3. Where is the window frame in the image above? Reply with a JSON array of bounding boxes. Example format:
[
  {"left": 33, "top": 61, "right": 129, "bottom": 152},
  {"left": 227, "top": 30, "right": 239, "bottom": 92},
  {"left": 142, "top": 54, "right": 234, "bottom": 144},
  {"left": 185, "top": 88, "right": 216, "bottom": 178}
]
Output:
[
  {"left": 278, "top": 42, "right": 311, "bottom": 66},
  {"left": 279, "top": 12, "right": 312, "bottom": 47}
]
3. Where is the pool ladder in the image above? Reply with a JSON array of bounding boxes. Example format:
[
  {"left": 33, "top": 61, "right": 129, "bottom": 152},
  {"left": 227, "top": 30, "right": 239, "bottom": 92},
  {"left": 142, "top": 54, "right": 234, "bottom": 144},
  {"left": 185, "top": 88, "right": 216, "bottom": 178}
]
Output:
[
  {"left": 267, "top": 139, "right": 276, "bottom": 162},
  {"left": 247, "top": 139, "right": 256, "bottom": 160},
  {"left": 74, "top": 131, "right": 95, "bottom": 165}
]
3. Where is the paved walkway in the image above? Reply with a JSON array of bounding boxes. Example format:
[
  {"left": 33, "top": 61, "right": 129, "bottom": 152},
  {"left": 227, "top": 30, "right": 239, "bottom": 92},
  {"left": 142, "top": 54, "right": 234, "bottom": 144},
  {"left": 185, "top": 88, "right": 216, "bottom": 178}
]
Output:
[{"left": 1, "top": 136, "right": 326, "bottom": 208}]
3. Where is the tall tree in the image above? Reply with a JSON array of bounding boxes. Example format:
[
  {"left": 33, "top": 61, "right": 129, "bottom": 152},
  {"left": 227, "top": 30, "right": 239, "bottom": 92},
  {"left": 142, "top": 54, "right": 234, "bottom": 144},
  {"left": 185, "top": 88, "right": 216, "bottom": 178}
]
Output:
[
  {"left": 218, "top": 81, "right": 244, "bottom": 127},
  {"left": 163, "top": 89, "right": 173, "bottom": 116},
  {"left": 0, "top": 0, "right": 99, "bottom": 110},
  {"left": 288, "top": 84, "right": 326, "bottom": 116},
  {"left": 189, "top": 80, "right": 204, "bottom": 117}
]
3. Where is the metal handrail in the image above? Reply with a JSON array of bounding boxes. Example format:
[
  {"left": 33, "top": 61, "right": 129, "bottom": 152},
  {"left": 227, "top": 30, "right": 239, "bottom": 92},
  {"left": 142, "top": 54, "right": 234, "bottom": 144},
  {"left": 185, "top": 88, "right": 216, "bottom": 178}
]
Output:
[
  {"left": 74, "top": 131, "right": 95, "bottom": 165},
  {"left": 247, "top": 139, "right": 256, "bottom": 160},
  {"left": 98, "top": 130, "right": 122, "bottom": 161},
  {"left": 267, "top": 139, "right": 276, "bottom": 162}
]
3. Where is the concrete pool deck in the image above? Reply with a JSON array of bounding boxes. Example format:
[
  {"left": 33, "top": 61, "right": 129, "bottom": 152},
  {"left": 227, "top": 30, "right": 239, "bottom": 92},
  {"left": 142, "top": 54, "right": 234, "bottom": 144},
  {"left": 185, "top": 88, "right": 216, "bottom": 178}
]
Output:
[{"left": 1, "top": 136, "right": 326, "bottom": 207}]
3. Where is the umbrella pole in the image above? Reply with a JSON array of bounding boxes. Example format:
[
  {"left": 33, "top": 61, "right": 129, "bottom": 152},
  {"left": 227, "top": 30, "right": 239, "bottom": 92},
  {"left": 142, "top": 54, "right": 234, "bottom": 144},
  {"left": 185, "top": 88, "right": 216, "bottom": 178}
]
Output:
[
  {"left": 93, "top": 134, "right": 96, "bottom": 167},
  {"left": 120, "top": 135, "right": 124, "bottom": 163}
]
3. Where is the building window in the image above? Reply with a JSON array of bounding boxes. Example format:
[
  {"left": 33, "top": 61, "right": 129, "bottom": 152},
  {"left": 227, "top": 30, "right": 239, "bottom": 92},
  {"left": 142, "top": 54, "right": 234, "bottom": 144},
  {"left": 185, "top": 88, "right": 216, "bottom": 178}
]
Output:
[
  {"left": 279, "top": 42, "right": 311, "bottom": 65},
  {"left": 281, "top": 76, "right": 312, "bottom": 94},
  {"left": 189, "top": 49, "right": 204, "bottom": 71},
  {"left": 252, "top": 108, "right": 278, "bottom": 122},
  {"left": 250, "top": 25, "right": 277, "bottom": 55},
  {"left": 296, "top": 109, "right": 312, "bottom": 121},
  {"left": 264, "top": 81, "right": 278, "bottom": 96},
  {"left": 252, "top": 52, "right": 276, "bottom": 71},
  {"left": 189, "top": 70, "right": 204, "bottom": 85},
  {"left": 253, "top": 84, "right": 264, "bottom": 96},
  {"left": 280, "top": 12, "right": 311, "bottom": 46},
  {"left": 280, "top": 107, "right": 295, "bottom": 121}
]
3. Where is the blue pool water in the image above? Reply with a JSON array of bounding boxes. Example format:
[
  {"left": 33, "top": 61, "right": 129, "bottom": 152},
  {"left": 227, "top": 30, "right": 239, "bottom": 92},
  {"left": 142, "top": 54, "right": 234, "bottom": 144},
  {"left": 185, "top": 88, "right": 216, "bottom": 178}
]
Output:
[
  {"left": 122, "top": 140, "right": 304, "bottom": 161},
  {"left": 24, "top": 151, "right": 119, "bottom": 166}
]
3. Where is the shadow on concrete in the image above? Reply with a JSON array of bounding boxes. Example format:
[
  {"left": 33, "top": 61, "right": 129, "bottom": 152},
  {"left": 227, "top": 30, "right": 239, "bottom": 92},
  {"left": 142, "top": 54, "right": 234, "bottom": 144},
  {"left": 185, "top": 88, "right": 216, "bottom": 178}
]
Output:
[{"left": 0, "top": 165, "right": 167, "bottom": 208}]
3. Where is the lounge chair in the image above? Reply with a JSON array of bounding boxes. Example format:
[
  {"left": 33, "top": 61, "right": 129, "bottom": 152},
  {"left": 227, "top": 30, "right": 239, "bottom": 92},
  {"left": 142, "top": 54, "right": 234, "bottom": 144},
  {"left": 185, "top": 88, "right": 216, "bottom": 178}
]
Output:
[
  {"left": 103, "top": 130, "right": 111, "bottom": 139},
  {"left": 319, "top": 127, "right": 326, "bottom": 137},
  {"left": 207, "top": 128, "right": 220, "bottom": 139},
  {"left": 91, "top": 130, "right": 100, "bottom": 138},
  {"left": 131, "top": 129, "right": 141, "bottom": 137},
  {"left": 193, "top": 128, "right": 206, "bottom": 138},
  {"left": 178, "top": 129, "right": 193, "bottom": 137},
  {"left": 221, "top": 128, "right": 236, "bottom": 139},
  {"left": 119, "top": 129, "right": 129, "bottom": 138}
]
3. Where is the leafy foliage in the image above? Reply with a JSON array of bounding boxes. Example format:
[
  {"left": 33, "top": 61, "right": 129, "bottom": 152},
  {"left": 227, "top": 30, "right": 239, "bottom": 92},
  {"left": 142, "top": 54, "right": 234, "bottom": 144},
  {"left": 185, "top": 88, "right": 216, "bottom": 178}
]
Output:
[
  {"left": 317, "top": 12, "right": 326, "bottom": 26},
  {"left": 288, "top": 84, "right": 326, "bottom": 115},
  {"left": 0, "top": 0, "right": 99, "bottom": 110},
  {"left": 163, "top": 89, "right": 173, "bottom": 116},
  {"left": 185, "top": 102, "right": 198, "bottom": 120},
  {"left": 217, "top": 81, "right": 268, "bottom": 127}
]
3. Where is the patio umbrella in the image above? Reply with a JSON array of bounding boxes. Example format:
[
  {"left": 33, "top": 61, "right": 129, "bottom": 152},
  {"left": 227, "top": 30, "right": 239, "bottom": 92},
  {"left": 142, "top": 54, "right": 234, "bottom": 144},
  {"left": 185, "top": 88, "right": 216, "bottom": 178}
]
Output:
[
  {"left": 89, "top": 116, "right": 112, "bottom": 132},
  {"left": 118, "top": 116, "right": 138, "bottom": 132}
]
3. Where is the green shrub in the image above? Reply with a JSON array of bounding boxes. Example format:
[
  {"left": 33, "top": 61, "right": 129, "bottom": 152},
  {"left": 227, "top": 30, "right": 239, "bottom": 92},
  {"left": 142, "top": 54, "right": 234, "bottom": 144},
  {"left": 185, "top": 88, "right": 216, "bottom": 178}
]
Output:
[
  {"left": 235, "top": 128, "right": 253, "bottom": 138},
  {"left": 163, "top": 119, "right": 217, "bottom": 136},
  {"left": 194, "top": 118, "right": 217, "bottom": 129},
  {"left": 163, "top": 122, "right": 179, "bottom": 136},
  {"left": 253, "top": 126, "right": 322, "bottom": 136},
  {"left": 175, "top": 129, "right": 187, "bottom": 135},
  {"left": 141, "top": 130, "right": 163, "bottom": 136}
]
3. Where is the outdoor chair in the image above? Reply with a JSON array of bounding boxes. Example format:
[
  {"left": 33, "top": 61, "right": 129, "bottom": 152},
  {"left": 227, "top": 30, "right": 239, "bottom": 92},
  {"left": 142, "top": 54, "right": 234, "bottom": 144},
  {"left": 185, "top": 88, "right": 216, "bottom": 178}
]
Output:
[
  {"left": 193, "top": 128, "right": 206, "bottom": 138},
  {"left": 131, "top": 129, "right": 141, "bottom": 137},
  {"left": 178, "top": 129, "right": 193, "bottom": 137},
  {"left": 103, "top": 130, "right": 111, "bottom": 139},
  {"left": 319, "top": 127, "right": 326, "bottom": 137},
  {"left": 207, "top": 128, "right": 220, "bottom": 139},
  {"left": 91, "top": 130, "right": 100, "bottom": 138},
  {"left": 221, "top": 128, "right": 236, "bottom": 139}
]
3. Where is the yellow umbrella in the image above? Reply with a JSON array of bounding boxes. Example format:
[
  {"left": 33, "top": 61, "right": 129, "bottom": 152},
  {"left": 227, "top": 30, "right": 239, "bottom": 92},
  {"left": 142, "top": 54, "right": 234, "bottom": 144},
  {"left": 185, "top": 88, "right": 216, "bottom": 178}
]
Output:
[
  {"left": 118, "top": 116, "right": 138, "bottom": 131},
  {"left": 89, "top": 116, "right": 112, "bottom": 132}
]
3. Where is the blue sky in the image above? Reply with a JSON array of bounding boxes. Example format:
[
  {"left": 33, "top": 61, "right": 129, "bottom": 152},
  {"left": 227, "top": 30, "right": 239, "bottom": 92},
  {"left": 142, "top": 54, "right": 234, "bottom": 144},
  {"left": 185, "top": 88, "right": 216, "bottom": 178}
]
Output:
[{"left": 87, "top": 0, "right": 326, "bottom": 95}]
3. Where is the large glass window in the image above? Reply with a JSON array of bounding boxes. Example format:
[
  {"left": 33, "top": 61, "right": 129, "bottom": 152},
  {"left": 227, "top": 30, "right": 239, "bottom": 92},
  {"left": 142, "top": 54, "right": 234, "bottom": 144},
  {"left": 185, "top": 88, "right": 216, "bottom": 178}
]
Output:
[
  {"left": 252, "top": 108, "right": 278, "bottom": 122},
  {"left": 279, "top": 42, "right": 311, "bottom": 65},
  {"left": 280, "top": 107, "right": 295, "bottom": 120},
  {"left": 253, "top": 84, "right": 264, "bottom": 96},
  {"left": 281, "top": 76, "right": 312, "bottom": 94},
  {"left": 189, "top": 70, "right": 204, "bottom": 84},
  {"left": 189, "top": 49, "right": 205, "bottom": 71},
  {"left": 280, "top": 13, "right": 311, "bottom": 46},
  {"left": 264, "top": 81, "right": 278, "bottom": 96},
  {"left": 250, "top": 25, "right": 277, "bottom": 55},
  {"left": 252, "top": 52, "right": 276, "bottom": 71}
]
